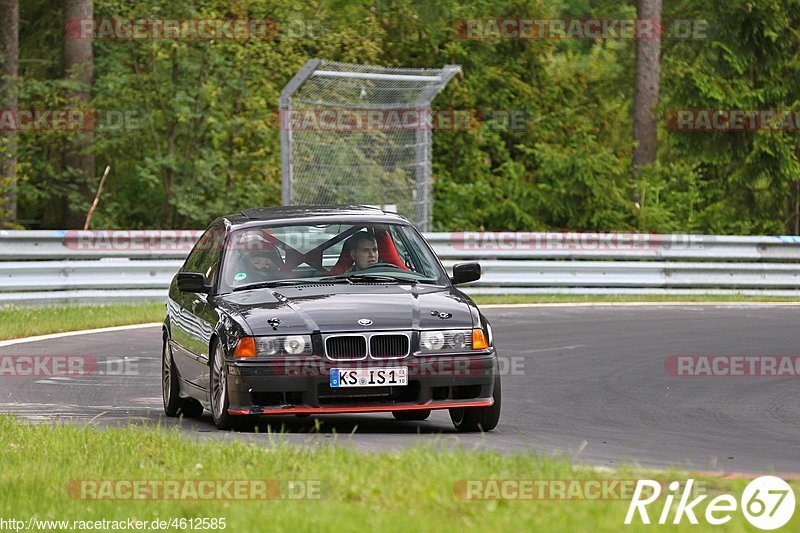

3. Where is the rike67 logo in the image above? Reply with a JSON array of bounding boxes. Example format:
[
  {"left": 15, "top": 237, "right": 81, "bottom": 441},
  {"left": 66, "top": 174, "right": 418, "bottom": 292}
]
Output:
[{"left": 625, "top": 476, "right": 795, "bottom": 530}]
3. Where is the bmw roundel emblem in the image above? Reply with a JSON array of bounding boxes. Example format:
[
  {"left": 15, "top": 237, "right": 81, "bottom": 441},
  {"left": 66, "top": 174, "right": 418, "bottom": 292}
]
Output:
[{"left": 358, "top": 318, "right": 373, "bottom": 326}]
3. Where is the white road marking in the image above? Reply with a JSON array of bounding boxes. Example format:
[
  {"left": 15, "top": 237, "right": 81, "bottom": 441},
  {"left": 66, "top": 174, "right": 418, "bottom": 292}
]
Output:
[
  {"left": 481, "top": 302, "right": 800, "bottom": 308},
  {"left": 526, "top": 344, "right": 586, "bottom": 353},
  {"left": 0, "top": 323, "right": 162, "bottom": 348}
]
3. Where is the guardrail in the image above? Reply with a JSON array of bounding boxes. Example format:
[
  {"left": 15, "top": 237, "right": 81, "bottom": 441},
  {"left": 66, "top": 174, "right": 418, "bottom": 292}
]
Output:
[
  {"left": 2, "top": 230, "right": 800, "bottom": 305},
  {"left": 4, "top": 230, "right": 800, "bottom": 261}
]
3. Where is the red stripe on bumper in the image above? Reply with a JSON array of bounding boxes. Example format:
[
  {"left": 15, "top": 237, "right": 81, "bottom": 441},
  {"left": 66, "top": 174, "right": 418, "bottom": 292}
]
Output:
[{"left": 228, "top": 399, "right": 493, "bottom": 416}]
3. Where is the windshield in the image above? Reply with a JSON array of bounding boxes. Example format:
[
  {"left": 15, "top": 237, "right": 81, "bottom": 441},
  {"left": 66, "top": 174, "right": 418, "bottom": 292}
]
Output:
[{"left": 218, "top": 221, "right": 448, "bottom": 293}]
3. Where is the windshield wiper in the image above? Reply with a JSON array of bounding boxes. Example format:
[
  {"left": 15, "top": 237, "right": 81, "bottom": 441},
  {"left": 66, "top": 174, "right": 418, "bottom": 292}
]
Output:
[{"left": 232, "top": 278, "right": 351, "bottom": 292}]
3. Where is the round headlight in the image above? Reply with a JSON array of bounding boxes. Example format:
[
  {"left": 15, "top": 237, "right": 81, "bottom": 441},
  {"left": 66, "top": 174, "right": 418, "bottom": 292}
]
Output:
[
  {"left": 260, "top": 338, "right": 279, "bottom": 356},
  {"left": 451, "top": 332, "right": 466, "bottom": 350},
  {"left": 284, "top": 335, "right": 306, "bottom": 355},
  {"left": 422, "top": 332, "right": 445, "bottom": 351}
]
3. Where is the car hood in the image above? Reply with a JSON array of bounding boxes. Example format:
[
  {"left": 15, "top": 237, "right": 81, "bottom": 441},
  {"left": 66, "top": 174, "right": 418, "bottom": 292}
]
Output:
[{"left": 216, "top": 283, "right": 477, "bottom": 336}]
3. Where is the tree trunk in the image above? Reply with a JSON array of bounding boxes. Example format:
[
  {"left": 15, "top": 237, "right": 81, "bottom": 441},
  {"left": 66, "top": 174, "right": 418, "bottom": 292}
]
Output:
[
  {"left": 0, "top": 0, "right": 19, "bottom": 228},
  {"left": 789, "top": 147, "right": 800, "bottom": 235},
  {"left": 631, "top": 0, "right": 662, "bottom": 206},
  {"left": 62, "top": 0, "right": 94, "bottom": 229}
]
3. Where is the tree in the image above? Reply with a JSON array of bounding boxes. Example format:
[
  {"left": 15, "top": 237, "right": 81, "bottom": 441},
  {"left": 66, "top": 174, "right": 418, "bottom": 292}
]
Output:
[
  {"left": 62, "top": 0, "right": 94, "bottom": 228},
  {"left": 631, "top": 0, "right": 662, "bottom": 208},
  {"left": 0, "top": 0, "right": 19, "bottom": 228}
]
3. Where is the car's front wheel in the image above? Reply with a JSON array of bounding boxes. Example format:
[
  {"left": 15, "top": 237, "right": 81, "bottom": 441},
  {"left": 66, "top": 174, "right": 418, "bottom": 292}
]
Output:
[
  {"left": 210, "top": 341, "right": 235, "bottom": 429},
  {"left": 163, "top": 337, "right": 205, "bottom": 419},
  {"left": 162, "top": 337, "right": 181, "bottom": 417},
  {"left": 449, "top": 376, "right": 501, "bottom": 432}
]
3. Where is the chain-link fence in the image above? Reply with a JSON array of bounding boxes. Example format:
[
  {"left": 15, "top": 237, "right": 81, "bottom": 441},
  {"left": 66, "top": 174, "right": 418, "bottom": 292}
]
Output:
[{"left": 280, "top": 60, "right": 460, "bottom": 231}]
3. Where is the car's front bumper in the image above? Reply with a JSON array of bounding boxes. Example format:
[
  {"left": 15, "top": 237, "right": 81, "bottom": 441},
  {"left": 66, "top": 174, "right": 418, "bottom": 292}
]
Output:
[{"left": 224, "top": 351, "right": 497, "bottom": 415}]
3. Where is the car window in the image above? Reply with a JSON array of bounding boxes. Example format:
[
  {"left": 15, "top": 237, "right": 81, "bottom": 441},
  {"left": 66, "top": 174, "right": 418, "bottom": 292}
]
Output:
[
  {"left": 394, "top": 225, "right": 440, "bottom": 278},
  {"left": 183, "top": 225, "right": 225, "bottom": 285},
  {"left": 388, "top": 225, "right": 417, "bottom": 271},
  {"left": 218, "top": 221, "right": 447, "bottom": 292},
  {"left": 221, "top": 229, "right": 287, "bottom": 287}
]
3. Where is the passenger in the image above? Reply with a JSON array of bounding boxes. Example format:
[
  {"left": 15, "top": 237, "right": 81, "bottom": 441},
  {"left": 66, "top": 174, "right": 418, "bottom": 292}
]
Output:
[
  {"left": 244, "top": 249, "right": 282, "bottom": 281},
  {"left": 232, "top": 235, "right": 284, "bottom": 284}
]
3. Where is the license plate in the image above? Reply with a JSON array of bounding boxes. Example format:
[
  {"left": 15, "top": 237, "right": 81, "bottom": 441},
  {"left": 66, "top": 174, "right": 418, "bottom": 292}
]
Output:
[{"left": 330, "top": 367, "right": 408, "bottom": 388}]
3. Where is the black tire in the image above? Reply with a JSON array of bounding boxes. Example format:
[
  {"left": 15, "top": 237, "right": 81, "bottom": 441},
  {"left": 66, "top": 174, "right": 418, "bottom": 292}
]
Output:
[
  {"left": 162, "top": 336, "right": 182, "bottom": 417},
  {"left": 392, "top": 410, "right": 431, "bottom": 421},
  {"left": 210, "top": 340, "right": 235, "bottom": 430},
  {"left": 449, "top": 376, "right": 501, "bottom": 432},
  {"left": 180, "top": 398, "right": 204, "bottom": 418}
]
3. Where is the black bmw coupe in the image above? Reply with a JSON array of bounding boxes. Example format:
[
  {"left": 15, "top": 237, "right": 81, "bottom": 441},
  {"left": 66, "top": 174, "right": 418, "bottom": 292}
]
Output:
[{"left": 162, "top": 205, "right": 500, "bottom": 431}]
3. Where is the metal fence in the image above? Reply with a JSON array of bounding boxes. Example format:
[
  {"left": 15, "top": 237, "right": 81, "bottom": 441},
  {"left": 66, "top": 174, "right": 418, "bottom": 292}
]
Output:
[
  {"left": 2, "top": 230, "right": 800, "bottom": 305},
  {"left": 280, "top": 60, "right": 460, "bottom": 231}
]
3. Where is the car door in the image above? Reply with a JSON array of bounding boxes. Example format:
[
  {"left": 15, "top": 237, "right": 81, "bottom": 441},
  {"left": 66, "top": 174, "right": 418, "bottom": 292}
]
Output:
[{"left": 171, "top": 224, "right": 225, "bottom": 389}]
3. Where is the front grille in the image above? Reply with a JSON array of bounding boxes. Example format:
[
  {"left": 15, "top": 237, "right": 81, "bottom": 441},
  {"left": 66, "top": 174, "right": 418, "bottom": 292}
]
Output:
[
  {"left": 370, "top": 334, "right": 409, "bottom": 358},
  {"left": 326, "top": 335, "right": 367, "bottom": 360}
]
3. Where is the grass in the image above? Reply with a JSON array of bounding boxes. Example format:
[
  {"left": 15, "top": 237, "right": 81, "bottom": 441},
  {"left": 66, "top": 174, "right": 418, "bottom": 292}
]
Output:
[
  {"left": 0, "top": 303, "right": 164, "bottom": 340},
  {"left": 2, "top": 294, "right": 798, "bottom": 340},
  {"left": 0, "top": 417, "right": 770, "bottom": 532}
]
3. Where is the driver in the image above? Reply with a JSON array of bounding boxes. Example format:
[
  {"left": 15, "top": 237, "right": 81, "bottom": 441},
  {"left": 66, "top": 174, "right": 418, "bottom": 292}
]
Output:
[{"left": 349, "top": 232, "right": 379, "bottom": 270}]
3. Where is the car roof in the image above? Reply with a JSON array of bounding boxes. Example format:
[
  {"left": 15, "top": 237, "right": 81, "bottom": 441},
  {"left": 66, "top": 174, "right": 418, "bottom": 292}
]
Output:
[{"left": 218, "top": 204, "right": 412, "bottom": 229}]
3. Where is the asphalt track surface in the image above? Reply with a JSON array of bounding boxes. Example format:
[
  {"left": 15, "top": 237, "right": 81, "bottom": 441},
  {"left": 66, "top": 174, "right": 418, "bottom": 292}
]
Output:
[{"left": 1, "top": 304, "right": 799, "bottom": 474}]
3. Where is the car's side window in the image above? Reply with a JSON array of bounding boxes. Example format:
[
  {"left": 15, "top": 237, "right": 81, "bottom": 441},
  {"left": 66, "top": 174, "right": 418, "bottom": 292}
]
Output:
[
  {"left": 182, "top": 229, "right": 210, "bottom": 273},
  {"left": 183, "top": 225, "right": 225, "bottom": 285},
  {"left": 396, "top": 226, "right": 438, "bottom": 278},
  {"left": 388, "top": 226, "right": 416, "bottom": 271}
]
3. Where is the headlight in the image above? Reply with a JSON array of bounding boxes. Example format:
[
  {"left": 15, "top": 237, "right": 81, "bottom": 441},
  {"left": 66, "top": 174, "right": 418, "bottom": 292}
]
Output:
[
  {"left": 419, "top": 329, "right": 474, "bottom": 353},
  {"left": 252, "top": 335, "right": 312, "bottom": 356},
  {"left": 284, "top": 335, "right": 307, "bottom": 355}
]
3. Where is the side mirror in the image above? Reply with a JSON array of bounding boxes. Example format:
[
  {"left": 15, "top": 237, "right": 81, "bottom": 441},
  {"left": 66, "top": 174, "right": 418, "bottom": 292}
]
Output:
[
  {"left": 177, "top": 272, "right": 209, "bottom": 293},
  {"left": 451, "top": 262, "right": 481, "bottom": 285}
]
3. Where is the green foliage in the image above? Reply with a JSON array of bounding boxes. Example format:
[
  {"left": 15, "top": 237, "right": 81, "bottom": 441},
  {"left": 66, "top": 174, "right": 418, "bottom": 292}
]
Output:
[
  {"left": 660, "top": 0, "right": 800, "bottom": 233},
  {"left": 0, "top": 303, "right": 164, "bottom": 340},
  {"left": 8, "top": 0, "right": 800, "bottom": 233}
]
